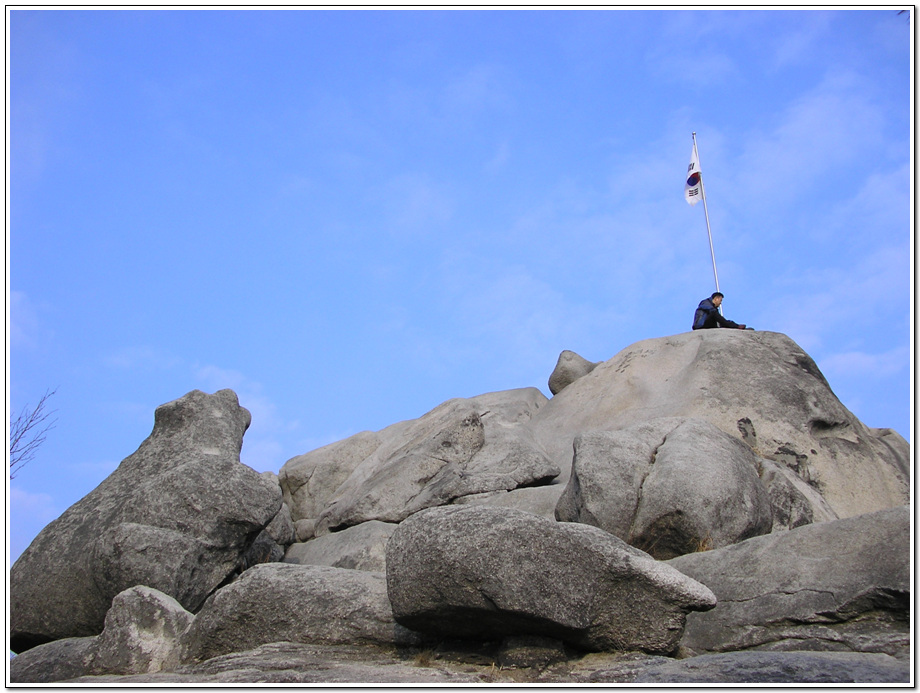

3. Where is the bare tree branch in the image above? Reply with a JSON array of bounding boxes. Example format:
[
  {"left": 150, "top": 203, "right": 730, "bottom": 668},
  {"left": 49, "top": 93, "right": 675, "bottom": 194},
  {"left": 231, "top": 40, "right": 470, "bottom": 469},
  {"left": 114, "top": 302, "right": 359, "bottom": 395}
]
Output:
[{"left": 9, "top": 389, "right": 58, "bottom": 480}]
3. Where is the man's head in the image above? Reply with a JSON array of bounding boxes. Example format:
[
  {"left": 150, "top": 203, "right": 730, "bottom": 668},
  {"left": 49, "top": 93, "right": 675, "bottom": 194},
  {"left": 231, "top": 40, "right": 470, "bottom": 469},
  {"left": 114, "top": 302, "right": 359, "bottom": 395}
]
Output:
[{"left": 711, "top": 291, "right": 724, "bottom": 307}]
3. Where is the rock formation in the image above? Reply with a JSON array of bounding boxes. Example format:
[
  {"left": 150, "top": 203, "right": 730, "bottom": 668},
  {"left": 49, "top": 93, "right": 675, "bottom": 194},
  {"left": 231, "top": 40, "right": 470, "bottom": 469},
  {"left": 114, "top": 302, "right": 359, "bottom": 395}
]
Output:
[
  {"left": 9, "top": 389, "right": 289, "bottom": 653},
  {"left": 386, "top": 506, "right": 716, "bottom": 653},
  {"left": 9, "top": 330, "right": 910, "bottom": 684},
  {"left": 527, "top": 331, "right": 908, "bottom": 520},
  {"left": 555, "top": 418, "right": 775, "bottom": 558},
  {"left": 668, "top": 505, "right": 910, "bottom": 657}
]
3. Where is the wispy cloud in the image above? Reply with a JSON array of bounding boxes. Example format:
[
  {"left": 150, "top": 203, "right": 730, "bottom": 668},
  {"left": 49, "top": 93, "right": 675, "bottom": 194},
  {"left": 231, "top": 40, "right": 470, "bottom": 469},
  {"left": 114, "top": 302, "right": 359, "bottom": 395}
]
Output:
[
  {"left": 442, "top": 64, "right": 513, "bottom": 116},
  {"left": 103, "top": 345, "right": 182, "bottom": 371},
  {"left": 769, "top": 13, "right": 834, "bottom": 70},
  {"left": 819, "top": 345, "right": 909, "bottom": 379},
  {"left": 9, "top": 290, "right": 51, "bottom": 349},
  {"left": 371, "top": 173, "right": 456, "bottom": 236},
  {"left": 729, "top": 71, "right": 888, "bottom": 215},
  {"left": 757, "top": 243, "right": 909, "bottom": 351},
  {"left": 9, "top": 486, "right": 61, "bottom": 561}
]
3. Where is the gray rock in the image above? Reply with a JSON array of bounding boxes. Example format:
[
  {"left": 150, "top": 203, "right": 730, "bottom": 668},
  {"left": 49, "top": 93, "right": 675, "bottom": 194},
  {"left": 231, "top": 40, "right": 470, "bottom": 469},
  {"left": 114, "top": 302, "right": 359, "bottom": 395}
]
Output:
[
  {"left": 759, "top": 457, "right": 838, "bottom": 530},
  {"left": 668, "top": 506, "right": 910, "bottom": 657},
  {"left": 284, "top": 520, "right": 397, "bottom": 572},
  {"left": 10, "top": 585, "right": 195, "bottom": 682},
  {"left": 634, "top": 651, "right": 909, "bottom": 683},
  {"left": 10, "top": 389, "right": 281, "bottom": 652},
  {"left": 528, "top": 330, "right": 909, "bottom": 519},
  {"left": 871, "top": 427, "right": 910, "bottom": 469},
  {"left": 497, "top": 635, "right": 569, "bottom": 670},
  {"left": 181, "top": 563, "right": 421, "bottom": 663},
  {"left": 550, "top": 650, "right": 674, "bottom": 683},
  {"left": 556, "top": 418, "right": 774, "bottom": 558},
  {"left": 386, "top": 506, "right": 716, "bottom": 653},
  {"left": 240, "top": 500, "right": 296, "bottom": 569},
  {"left": 294, "top": 518, "right": 316, "bottom": 542},
  {"left": 280, "top": 431, "right": 384, "bottom": 522},
  {"left": 87, "top": 586, "right": 194, "bottom": 675},
  {"left": 9, "top": 637, "right": 97, "bottom": 683},
  {"left": 263, "top": 497, "right": 296, "bottom": 547},
  {"left": 240, "top": 528, "right": 286, "bottom": 569},
  {"left": 62, "top": 642, "right": 485, "bottom": 684},
  {"left": 628, "top": 419, "right": 774, "bottom": 557},
  {"left": 453, "top": 485, "right": 561, "bottom": 519},
  {"left": 308, "top": 389, "right": 555, "bottom": 535},
  {"left": 315, "top": 405, "right": 485, "bottom": 532},
  {"left": 548, "top": 350, "right": 599, "bottom": 395}
]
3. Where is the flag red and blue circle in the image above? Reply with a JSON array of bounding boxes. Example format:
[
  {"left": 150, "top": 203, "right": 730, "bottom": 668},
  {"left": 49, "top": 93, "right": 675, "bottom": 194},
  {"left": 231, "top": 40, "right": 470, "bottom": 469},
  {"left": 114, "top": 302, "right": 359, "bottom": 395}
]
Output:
[{"left": 687, "top": 172, "right": 701, "bottom": 186}]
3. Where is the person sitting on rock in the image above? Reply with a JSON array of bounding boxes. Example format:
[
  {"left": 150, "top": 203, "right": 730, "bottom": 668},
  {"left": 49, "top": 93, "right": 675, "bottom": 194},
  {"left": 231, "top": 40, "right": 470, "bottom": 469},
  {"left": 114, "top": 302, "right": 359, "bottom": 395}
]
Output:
[{"left": 692, "top": 292, "right": 747, "bottom": 330}]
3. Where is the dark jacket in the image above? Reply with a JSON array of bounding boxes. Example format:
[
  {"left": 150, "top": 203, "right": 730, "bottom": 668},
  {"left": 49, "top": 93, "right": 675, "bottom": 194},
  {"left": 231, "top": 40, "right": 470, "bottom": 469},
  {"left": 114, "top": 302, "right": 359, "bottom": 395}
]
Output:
[{"left": 693, "top": 298, "right": 740, "bottom": 330}]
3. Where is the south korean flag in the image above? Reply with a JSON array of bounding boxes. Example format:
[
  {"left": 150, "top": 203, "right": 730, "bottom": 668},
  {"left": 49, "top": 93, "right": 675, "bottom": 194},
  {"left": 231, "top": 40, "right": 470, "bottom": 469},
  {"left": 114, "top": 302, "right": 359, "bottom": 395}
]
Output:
[{"left": 685, "top": 145, "right": 703, "bottom": 206}]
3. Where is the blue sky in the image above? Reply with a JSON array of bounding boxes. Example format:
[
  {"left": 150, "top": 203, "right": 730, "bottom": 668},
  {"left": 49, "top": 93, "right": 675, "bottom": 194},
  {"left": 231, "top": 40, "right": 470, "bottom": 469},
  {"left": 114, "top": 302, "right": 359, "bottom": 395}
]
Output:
[{"left": 8, "top": 9, "right": 912, "bottom": 563}]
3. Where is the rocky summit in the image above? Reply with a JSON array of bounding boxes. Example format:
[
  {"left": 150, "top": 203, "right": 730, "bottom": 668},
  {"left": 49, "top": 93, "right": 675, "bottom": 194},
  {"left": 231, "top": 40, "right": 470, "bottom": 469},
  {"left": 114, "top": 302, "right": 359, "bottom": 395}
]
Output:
[{"left": 9, "top": 330, "right": 911, "bottom": 684}]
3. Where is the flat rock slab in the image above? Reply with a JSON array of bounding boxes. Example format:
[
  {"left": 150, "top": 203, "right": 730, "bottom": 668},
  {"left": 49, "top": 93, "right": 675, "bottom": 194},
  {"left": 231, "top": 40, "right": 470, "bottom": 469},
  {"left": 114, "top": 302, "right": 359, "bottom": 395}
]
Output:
[
  {"left": 61, "top": 642, "right": 483, "bottom": 684},
  {"left": 668, "top": 506, "right": 910, "bottom": 657},
  {"left": 633, "top": 651, "right": 910, "bottom": 684},
  {"left": 283, "top": 520, "right": 397, "bottom": 572},
  {"left": 49, "top": 645, "right": 909, "bottom": 685}
]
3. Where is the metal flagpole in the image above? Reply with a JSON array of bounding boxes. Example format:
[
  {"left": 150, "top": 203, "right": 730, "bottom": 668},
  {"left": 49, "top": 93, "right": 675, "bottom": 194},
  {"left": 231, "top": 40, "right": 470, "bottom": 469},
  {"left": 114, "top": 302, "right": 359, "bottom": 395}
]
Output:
[{"left": 692, "top": 132, "right": 721, "bottom": 309}]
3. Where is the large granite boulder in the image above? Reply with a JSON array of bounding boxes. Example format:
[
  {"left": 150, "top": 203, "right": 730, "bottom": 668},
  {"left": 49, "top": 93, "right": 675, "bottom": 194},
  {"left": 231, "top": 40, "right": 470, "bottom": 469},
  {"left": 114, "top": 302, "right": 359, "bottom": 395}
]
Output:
[
  {"left": 386, "top": 506, "right": 716, "bottom": 653},
  {"left": 668, "top": 506, "right": 910, "bottom": 657},
  {"left": 87, "top": 585, "right": 195, "bottom": 675},
  {"left": 526, "top": 330, "right": 909, "bottom": 519},
  {"left": 181, "top": 563, "right": 421, "bottom": 663},
  {"left": 555, "top": 418, "right": 774, "bottom": 558},
  {"left": 10, "top": 585, "right": 195, "bottom": 682},
  {"left": 10, "top": 389, "right": 282, "bottom": 652},
  {"left": 279, "top": 388, "right": 557, "bottom": 535}
]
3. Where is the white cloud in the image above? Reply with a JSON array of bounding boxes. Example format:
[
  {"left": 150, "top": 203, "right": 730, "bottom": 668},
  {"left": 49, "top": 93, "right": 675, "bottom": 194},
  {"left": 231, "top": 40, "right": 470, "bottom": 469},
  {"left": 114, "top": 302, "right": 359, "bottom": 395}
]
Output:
[{"left": 819, "top": 345, "right": 909, "bottom": 378}]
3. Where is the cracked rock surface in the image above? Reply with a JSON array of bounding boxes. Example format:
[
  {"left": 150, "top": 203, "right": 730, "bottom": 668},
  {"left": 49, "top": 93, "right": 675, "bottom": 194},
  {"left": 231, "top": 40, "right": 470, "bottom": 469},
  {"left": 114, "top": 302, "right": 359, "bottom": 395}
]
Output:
[{"left": 667, "top": 505, "right": 909, "bottom": 657}]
